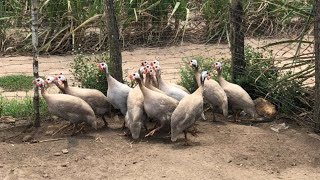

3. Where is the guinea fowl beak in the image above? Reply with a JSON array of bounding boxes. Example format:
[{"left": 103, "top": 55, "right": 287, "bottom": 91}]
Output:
[
  {"left": 32, "top": 80, "right": 36, "bottom": 84},
  {"left": 97, "top": 63, "right": 102, "bottom": 71},
  {"left": 128, "top": 74, "right": 133, "bottom": 80}
]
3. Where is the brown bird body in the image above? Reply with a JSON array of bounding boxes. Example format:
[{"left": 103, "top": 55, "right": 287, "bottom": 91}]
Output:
[
  {"left": 191, "top": 60, "right": 228, "bottom": 120},
  {"left": 214, "top": 62, "right": 259, "bottom": 121},
  {"left": 171, "top": 71, "right": 209, "bottom": 143},
  {"left": 130, "top": 72, "right": 178, "bottom": 137},
  {"left": 34, "top": 78, "right": 98, "bottom": 134},
  {"left": 55, "top": 75, "right": 109, "bottom": 126},
  {"left": 125, "top": 67, "right": 148, "bottom": 139}
]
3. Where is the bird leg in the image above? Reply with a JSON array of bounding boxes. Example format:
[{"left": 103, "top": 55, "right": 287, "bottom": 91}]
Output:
[
  {"left": 101, "top": 116, "right": 108, "bottom": 127},
  {"left": 74, "top": 123, "right": 87, "bottom": 135},
  {"left": 232, "top": 110, "right": 241, "bottom": 122},
  {"left": 187, "top": 127, "right": 199, "bottom": 137},
  {"left": 121, "top": 120, "right": 126, "bottom": 130},
  {"left": 212, "top": 109, "right": 216, "bottom": 121},
  {"left": 52, "top": 122, "right": 73, "bottom": 136},
  {"left": 183, "top": 131, "right": 191, "bottom": 146}
]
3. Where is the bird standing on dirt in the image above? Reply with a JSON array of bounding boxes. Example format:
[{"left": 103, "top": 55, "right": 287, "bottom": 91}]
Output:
[
  {"left": 55, "top": 74, "right": 110, "bottom": 127},
  {"left": 129, "top": 72, "right": 178, "bottom": 137},
  {"left": 190, "top": 59, "right": 228, "bottom": 121},
  {"left": 98, "top": 62, "right": 132, "bottom": 128},
  {"left": 213, "top": 62, "right": 260, "bottom": 121},
  {"left": 171, "top": 71, "right": 210, "bottom": 145},
  {"left": 33, "top": 77, "right": 98, "bottom": 135},
  {"left": 125, "top": 66, "right": 148, "bottom": 139}
]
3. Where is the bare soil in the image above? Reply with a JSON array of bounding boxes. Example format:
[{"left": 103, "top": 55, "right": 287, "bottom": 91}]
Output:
[{"left": 0, "top": 114, "right": 320, "bottom": 180}]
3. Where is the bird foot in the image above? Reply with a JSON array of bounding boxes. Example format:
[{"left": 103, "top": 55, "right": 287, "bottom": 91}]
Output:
[{"left": 188, "top": 129, "right": 199, "bottom": 137}]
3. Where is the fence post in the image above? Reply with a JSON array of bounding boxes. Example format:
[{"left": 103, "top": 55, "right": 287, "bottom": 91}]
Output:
[
  {"left": 230, "top": 0, "right": 245, "bottom": 82},
  {"left": 31, "top": 0, "right": 40, "bottom": 127},
  {"left": 314, "top": 0, "right": 320, "bottom": 132},
  {"left": 105, "top": 0, "right": 123, "bottom": 82}
]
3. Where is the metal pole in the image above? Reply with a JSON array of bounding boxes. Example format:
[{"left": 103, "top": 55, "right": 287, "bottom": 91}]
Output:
[{"left": 31, "top": 0, "right": 40, "bottom": 127}]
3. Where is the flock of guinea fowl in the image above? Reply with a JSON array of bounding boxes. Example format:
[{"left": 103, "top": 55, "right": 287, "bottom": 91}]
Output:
[{"left": 33, "top": 59, "right": 265, "bottom": 145}]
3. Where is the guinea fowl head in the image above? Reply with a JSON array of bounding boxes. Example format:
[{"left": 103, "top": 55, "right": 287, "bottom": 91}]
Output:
[
  {"left": 97, "top": 62, "right": 108, "bottom": 72},
  {"left": 201, "top": 71, "right": 211, "bottom": 83},
  {"left": 33, "top": 78, "right": 46, "bottom": 88},
  {"left": 150, "top": 60, "right": 160, "bottom": 67},
  {"left": 56, "top": 74, "right": 67, "bottom": 82},
  {"left": 213, "top": 62, "right": 222, "bottom": 72},
  {"left": 138, "top": 66, "right": 145, "bottom": 76},
  {"left": 190, "top": 59, "right": 198, "bottom": 68},
  {"left": 141, "top": 60, "right": 149, "bottom": 66},
  {"left": 153, "top": 64, "right": 161, "bottom": 71},
  {"left": 46, "top": 76, "right": 56, "bottom": 84},
  {"left": 128, "top": 72, "right": 141, "bottom": 81}
]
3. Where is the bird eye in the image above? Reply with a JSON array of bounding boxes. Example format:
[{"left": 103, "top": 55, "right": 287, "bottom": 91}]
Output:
[{"left": 36, "top": 79, "right": 40, "bottom": 82}]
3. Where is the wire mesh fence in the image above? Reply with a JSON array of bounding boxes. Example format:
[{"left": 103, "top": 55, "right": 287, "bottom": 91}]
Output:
[{"left": 0, "top": 0, "right": 317, "bottom": 130}]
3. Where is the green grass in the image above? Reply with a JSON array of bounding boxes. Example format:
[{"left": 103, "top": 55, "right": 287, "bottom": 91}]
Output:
[
  {"left": 0, "top": 75, "right": 34, "bottom": 92},
  {"left": 0, "top": 96, "right": 49, "bottom": 120}
]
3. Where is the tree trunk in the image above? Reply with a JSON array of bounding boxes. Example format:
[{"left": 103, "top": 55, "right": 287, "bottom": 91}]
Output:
[
  {"left": 314, "top": 0, "right": 320, "bottom": 132},
  {"left": 31, "top": 0, "right": 40, "bottom": 127},
  {"left": 105, "top": 0, "right": 123, "bottom": 82},
  {"left": 230, "top": 0, "right": 245, "bottom": 82}
]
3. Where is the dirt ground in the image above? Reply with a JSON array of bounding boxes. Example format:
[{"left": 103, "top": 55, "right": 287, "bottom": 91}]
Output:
[
  {"left": 0, "top": 41, "right": 318, "bottom": 179},
  {"left": 0, "top": 113, "right": 320, "bottom": 180}
]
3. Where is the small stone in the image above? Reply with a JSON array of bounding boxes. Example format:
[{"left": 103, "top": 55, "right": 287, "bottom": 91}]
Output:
[
  {"left": 132, "top": 161, "right": 137, "bottom": 164},
  {"left": 227, "top": 160, "right": 232, "bottom": 163},
  {"left": 162, "top": 175, "right": 166, "bottom": 178},
  {"left": 0, "top": 165, "right": 3, "bottom": 168},
  {"left": 61, "top": 163, "right": 68, "bottom": 167},
  {"left": 43, "top": 174, "right": 49, "bottom": 178},
  {"left": 243, "top": 156, "right": 248, "bottom": 160},
  {"left": 22, "top": 135, "right": 33, "bottom": 142},
  {"left": 62, "top": 149, "right": 69, "bottom": 154},
  {"left": 292, "top": 163, "right": 297, "bottom": 166},
  {"left": 54, "top": 152, "right": 62, "bottom": 156},
  {"left": 45, "top": 131, "right": 54, "bottom": 136}
]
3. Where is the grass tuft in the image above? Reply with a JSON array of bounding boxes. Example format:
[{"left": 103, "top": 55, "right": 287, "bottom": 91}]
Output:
[
  {"left": 0, "top": 96, "right": 49, "bottom": 120},
  {"left": 0, "top": 75, "right": 34, "bottom": 92}
]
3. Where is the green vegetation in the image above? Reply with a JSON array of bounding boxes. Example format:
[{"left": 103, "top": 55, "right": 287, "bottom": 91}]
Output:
[
  {"left": 70, "top": 53, "right": 110, "bottom": 94},
  {"left": 0, "top": 75, "right": 34, "bottom": 92},
  {"left": 0, "top": 0, "right": 314, "bottom": 54},
  {"left": 0, "top": 96, "right": 49, "bottom": 119},
  {"left": 178, "top": 46, "right": 310, "bottom": 114}
]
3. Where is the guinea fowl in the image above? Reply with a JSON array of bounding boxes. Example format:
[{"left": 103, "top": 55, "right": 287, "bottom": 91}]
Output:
[
  {"left": 151, "top": 60, "right": 189, "bottom": 93},
  {"left": 97, "top": 62, "right": 132, "bottom": 116},
  {"left": 144, "top": 66, "right": 165, "bottom": 94},
  {"left": 33, "top": 78, "right": 98, "bottom": 135},
  {"left": 55, "top": 74, "right": 110, "bottom": 127},
  {"left": 45, "top": 76, "right": 66, "bottom": 94},
  {"left": 125, "top": 66, "right": 148, "bottom": 139},
  {"left": 129, "top": 72, "right": 179, "bottom": 137},
  {"left": 171, "top": 71, "right": 210, "bottom": 145},
  {"left": 214, "top": 62, "right": 260, "bottom": 121},
  {"left": 190, "top": 59, "right": 228, "bottom": 121},
  {"left": 153, "top": 64, "right": 189, "bottom": 101}
]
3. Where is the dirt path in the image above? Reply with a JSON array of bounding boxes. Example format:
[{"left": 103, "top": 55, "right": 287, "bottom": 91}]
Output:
[{"left": 0, "top": 115, "right": 319, "bottom": 180}]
